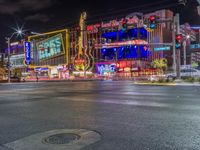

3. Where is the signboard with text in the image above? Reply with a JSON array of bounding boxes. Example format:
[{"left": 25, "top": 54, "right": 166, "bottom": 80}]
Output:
[
  {"left": 36, "top": 34, "right": 65, "bottom": 60},
  {"left": 190, "top": 44, "right": 200, "bottom": 50},
  {"left": 24, "top": 42, "right": 31, "bottom": 65},
  {"left": 154, "top": 46, "right": 171, "bottom": 51}
]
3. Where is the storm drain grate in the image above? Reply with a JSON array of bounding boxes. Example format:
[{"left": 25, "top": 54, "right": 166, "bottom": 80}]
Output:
[{"left": 43, "top": 133, "right": 80, "bottom": 145}]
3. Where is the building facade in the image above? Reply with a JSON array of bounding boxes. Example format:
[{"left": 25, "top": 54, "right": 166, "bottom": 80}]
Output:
[
  {"left": 28, "top": 29, "right": 70, "bottom": 79},
  {"left": 69, "top": 9, "right": 174, "bottom": 78}
]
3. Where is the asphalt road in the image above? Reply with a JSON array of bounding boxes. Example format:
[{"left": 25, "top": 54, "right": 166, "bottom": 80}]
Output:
[{"left": 0, "top": 81, "right": 200, "bottom": 150}]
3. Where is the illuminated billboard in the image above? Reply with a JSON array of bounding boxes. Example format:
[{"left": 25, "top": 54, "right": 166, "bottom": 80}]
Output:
[
  {"left": 36, "top": 33, "right": 65, "bottom": 60},
  {"left": 96, "top": 63, "right": 116, "bottom": 75}
]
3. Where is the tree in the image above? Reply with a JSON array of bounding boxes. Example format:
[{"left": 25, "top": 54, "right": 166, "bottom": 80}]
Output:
[
  {"left": 13, "top": 68, "right": 22, "bottom": 77},
  {"left": 151, "top": 58, "right": 168, "bottom": 74},
  {"left": 0, "top": 67, "right": 6, "bottom": 80},
  {"left": 191, "top": 62, "right": 198, "bottom": 68}
]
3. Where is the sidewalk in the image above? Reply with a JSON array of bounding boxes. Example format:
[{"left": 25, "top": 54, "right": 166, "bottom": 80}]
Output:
[{"left": 133, "top": 81, "right": 200, "bottom": 86}]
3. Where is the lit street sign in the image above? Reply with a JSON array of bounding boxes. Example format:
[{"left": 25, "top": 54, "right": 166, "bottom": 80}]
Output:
[
  {"left": 190, "top": 44, "right": 200, "bottom": 50},
  {"left": 154, "top": 46, "right": 171, "bottom": 51}
]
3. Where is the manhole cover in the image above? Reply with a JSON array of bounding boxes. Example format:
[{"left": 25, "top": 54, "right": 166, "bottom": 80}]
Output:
[{"left": 43, "top": 133, "right": 80, "bottom": 145}]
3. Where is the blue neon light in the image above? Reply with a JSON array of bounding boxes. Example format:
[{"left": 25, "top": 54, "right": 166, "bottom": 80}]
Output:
[
  {"left": 24, "top": 42, "right": 31, "bottom": 65},
  {"left": 101, "top": 28, "right": 147, "bottom": 42}
]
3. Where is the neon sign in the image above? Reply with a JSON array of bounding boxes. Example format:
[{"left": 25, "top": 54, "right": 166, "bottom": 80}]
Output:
[
  {"left": 86, "top": 16, "right": 140, "bottom": 34},
  {"left": 97, "top": 63, "right": 116, "bottom": 75},
  {"left": 87, "top": 24, "right": 101, "bottom": 33},
  {"left": 101, "top": 17, "right": 139, "bottom": 28},
  {"left": 24, "top": 42, "right": 31, "bottom": 65},
  {"left": 37, "top": 34, "right": 64, "bottom": 60}
]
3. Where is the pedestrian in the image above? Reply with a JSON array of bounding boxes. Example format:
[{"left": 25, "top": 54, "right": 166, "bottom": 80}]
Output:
[
  {"left": 36, "top": 72, "right": 39, "bottom": 82},
  {"left": 36, "top": 76, "right": 39, "bottom": 82}
]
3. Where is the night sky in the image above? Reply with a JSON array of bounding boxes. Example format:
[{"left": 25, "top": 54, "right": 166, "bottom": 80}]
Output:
[{"left": 0, "top": 0, "right": 199, "bottom": 51}]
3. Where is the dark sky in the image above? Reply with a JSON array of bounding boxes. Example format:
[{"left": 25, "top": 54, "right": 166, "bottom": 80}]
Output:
[{"left": 0, "top": 0, "right": 199, "bottom": 51}]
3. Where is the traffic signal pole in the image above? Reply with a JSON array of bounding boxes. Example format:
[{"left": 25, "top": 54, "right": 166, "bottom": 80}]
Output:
[
  {"left": 175, "top": 13, "right": 181, "bottom": 79},
  {"left": 7, "top": 38, "right": 11, "bottom": 83},
  {"left": 172, "top": 16, "right": 177, "bottom": 77}
]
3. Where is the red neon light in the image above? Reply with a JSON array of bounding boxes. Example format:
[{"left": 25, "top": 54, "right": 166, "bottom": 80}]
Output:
[{"left": 176, "top": 35, "right": 182, "bottom": 40}]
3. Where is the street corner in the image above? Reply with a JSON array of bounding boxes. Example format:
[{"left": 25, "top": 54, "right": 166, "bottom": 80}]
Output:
[{"left": 3, "top": 129, "right": 101, "bottom": 150}]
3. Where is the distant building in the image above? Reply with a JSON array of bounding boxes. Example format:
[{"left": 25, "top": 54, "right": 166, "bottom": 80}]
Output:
[
  {"left": 180, "top": 23, "right": 198, "bottom": 65},
  {"left": 4, "top": 41, "right": 27, "bottom": 77}
]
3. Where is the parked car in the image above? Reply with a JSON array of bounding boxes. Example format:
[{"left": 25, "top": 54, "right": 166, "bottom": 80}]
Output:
[{"left": 165, "top": 68, "right": 200, "bottom": 79}]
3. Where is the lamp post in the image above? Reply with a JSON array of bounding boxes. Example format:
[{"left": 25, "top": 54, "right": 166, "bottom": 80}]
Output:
[{"left": 5, "top": 30, "right": 23, "bottom": 83}]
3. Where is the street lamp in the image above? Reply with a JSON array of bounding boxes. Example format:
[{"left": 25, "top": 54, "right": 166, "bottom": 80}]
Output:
[{"left": 5, "top": 30, "right": 23, "bottom": 83}]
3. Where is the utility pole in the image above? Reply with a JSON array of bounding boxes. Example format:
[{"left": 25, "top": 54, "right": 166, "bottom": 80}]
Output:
[
  {"left": 175, "top": 13, "right": 181, "bottom": 79},
  {"left": 172, "top": 16, "right": 177, "bottom": 76},
  {"left": 7, "top": 37, "right": 11, "bottom": 83}
]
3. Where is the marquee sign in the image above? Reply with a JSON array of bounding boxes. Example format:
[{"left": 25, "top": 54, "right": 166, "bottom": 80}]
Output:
[
  {"left": 86, "top": 16, "right": 142, "bottom": 34},
  {"left": 36, "top": 33, "right": 65, "bottom": 60},
  {"left": 24, "top": 42, "right": 31, "bottom": 65},
  {"left": 101, "top": 17, "right": 139, "bottom": 28}
]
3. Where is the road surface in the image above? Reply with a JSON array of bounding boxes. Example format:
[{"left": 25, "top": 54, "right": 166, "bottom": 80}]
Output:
[{"left": 0, "top": 81, "right": 200, "bottom": 150}]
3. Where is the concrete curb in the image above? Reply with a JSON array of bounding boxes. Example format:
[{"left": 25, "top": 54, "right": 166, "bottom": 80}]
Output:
[
  {"left": 133, "top": 82, "right": 200, "bottom": 86},
  {"left": 133, "top": 82, "right": 176, "bottom": 86}
]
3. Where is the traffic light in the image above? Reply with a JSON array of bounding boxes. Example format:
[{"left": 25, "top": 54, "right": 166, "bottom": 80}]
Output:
[
  {"left": 175, "top": 34, "right": 183, "bottom": 49},
  {"left": 149, "top": 15, "right": 157, "bottom": 29}
]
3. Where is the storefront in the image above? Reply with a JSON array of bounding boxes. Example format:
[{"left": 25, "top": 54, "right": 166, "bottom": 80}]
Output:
[
  {"left": 56, "top": 65, "right": 69, "bottom": 79},
  {"left": 116, "top": 60, "right": 159, "bottom": 78},
  {"left": 5, "top": 54, "right": 27, "bottom": 77},
  {"left": 34, "top": 67, "right": 49, "bottom": 78}
]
